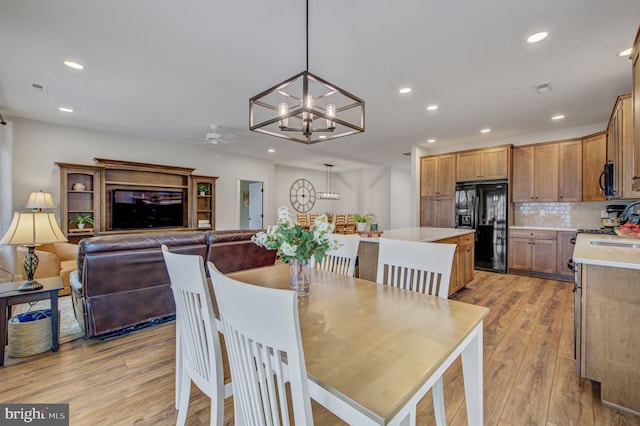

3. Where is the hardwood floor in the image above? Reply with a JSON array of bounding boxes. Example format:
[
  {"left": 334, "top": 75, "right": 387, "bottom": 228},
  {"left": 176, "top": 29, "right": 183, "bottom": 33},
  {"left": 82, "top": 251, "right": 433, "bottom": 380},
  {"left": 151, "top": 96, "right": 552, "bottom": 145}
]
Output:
[{"left": 1, "top": 271, "right": 639, "bottom": 425}]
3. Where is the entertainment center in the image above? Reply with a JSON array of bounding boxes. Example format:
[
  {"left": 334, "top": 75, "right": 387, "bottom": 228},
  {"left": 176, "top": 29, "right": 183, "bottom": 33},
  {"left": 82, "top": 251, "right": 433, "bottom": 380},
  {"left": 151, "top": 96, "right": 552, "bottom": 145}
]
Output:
[{"left": 56, "top": 158, "right": 217, "bottom": 242}]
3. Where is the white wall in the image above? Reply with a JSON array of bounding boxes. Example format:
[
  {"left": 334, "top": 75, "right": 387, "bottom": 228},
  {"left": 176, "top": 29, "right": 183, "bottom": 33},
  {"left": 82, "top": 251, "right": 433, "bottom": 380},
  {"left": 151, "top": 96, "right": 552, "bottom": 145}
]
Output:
[
  {"left": 5, "top": 117, "right": 412, "bottom": 235},
  {"left": 8, "top": 117, "right": 276, "bottom": 229}
]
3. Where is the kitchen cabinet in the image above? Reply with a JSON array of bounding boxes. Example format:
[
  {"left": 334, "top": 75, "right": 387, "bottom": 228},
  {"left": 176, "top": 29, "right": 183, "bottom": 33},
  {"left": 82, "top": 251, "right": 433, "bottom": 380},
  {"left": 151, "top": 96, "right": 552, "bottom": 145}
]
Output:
[
  {"left": 576, "top": 263, "right": 640, "bottom": 413},
  {"left": 556, "top": 231, "right": 575, "bottom": 279},
  {"left": 607, "top": 94, "right": 635, "bottom": 199},
  {"left": 512, "top": 144, "right": 559, "bottom": 202},
  {"left": 455, "top": 145, "right": 511, "bottom": 182},
  {"left": 420, "top": 154, "right": 455, "bottom": 227},
  {"left": 420, "top": 196, "right": 455, "bottom": 228},
  {"left": 508, "top": 229, "right": 557, "bottom": 275},
  {"left": 56, "top": 163, "right": 102, "bottom": 243},
  {"left": 582, "top": 132, "right": 607, "bottom": 201},
  {"left": 420, "top": 154, "right": 455, "bottom": 197},
  {"left": 435, "top": 233, "right": 475, "bottom": 296},
  {"left": 558, "top": 140, "right": 582, "bottom": 201},
  {"left": 632, "top": 26, "right": 640, "bottom": 192}
]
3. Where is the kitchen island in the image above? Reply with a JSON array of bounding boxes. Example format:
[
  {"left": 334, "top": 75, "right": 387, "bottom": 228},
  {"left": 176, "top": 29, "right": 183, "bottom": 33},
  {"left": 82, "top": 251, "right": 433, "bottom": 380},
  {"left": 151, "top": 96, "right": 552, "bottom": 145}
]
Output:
[
  {"left": 357, "top": 227, "right": 475, "bottom": 296},
  {"left": 572, "top": 233, "right": 640, "bottom": 415}
]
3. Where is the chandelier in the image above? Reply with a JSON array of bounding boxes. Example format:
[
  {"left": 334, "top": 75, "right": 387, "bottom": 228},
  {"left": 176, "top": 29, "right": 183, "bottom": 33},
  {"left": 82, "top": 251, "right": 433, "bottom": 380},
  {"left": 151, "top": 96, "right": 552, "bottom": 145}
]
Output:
[
  {"left": 317, "top": 164, "right": 341, "bottom": 200},
  {"left": 249, "top": 0, "right": 364, "bottom": 144}
]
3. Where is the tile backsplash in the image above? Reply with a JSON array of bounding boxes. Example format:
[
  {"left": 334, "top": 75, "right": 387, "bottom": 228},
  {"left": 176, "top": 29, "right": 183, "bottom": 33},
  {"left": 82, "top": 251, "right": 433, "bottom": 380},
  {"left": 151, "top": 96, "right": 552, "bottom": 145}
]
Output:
[{"left": 513, "top": 201, "right": 637, "bottom": 229}]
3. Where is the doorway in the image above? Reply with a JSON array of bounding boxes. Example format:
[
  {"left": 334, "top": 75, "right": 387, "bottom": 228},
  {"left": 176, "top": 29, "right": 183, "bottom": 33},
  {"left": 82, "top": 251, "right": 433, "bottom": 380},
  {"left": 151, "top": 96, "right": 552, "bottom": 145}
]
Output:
[{"left": 239, "top": 180, "right": 263, "bottom": 230}]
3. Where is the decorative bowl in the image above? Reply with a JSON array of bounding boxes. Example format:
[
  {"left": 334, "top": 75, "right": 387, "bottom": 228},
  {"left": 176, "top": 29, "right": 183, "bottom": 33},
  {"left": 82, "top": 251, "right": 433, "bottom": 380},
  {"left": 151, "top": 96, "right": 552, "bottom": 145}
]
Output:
[{"left": 614, "top": 225, "right": 640, "bottom": 239}]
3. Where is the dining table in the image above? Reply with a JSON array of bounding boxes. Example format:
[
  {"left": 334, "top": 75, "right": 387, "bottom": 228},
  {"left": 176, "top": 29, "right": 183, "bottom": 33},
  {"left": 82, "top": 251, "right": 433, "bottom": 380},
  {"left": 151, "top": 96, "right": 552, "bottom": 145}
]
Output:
[{"left": 228, "top": 264, "right": 489, "bottom": 425}]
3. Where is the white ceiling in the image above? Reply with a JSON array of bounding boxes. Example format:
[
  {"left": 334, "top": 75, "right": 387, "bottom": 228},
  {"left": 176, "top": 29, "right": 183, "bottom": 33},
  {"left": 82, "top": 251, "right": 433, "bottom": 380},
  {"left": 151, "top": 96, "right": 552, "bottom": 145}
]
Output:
[{"left": 1, "top": 0, "right": 639, "bottom": 172}]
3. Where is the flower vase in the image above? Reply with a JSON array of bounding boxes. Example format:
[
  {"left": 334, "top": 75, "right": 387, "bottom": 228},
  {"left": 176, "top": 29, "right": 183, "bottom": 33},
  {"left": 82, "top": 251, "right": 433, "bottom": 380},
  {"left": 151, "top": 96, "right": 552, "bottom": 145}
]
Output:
[{"left": 289, "top": 258, "right": 310, "bottom": 296}]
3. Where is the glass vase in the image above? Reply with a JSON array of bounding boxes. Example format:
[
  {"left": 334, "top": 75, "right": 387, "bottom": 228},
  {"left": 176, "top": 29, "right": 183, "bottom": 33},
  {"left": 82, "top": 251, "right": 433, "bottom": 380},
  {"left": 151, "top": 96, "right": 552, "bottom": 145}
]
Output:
[{"left": 289, "top": 258, "right": 310, "bottom": 296}]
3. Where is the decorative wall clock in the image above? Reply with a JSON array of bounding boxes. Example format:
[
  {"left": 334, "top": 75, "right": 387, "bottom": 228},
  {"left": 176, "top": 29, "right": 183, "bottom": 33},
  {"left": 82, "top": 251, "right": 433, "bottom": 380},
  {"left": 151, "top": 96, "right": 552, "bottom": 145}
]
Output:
[{"left": 289, "top": 178, "right": 316, "bottom": 213}]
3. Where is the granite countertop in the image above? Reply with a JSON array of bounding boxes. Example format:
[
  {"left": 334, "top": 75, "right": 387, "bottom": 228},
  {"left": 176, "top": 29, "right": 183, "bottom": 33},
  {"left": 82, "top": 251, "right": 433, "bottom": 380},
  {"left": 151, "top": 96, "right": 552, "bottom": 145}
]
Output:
[
  {"left": 572, "top": 233, "right": 640, "bottom": 270},
  {"left": 509, "top": 225, "right": 580, "bottom": 232},
  {"left": 359, "top": 227, "right": 474, "bottom": 243}
]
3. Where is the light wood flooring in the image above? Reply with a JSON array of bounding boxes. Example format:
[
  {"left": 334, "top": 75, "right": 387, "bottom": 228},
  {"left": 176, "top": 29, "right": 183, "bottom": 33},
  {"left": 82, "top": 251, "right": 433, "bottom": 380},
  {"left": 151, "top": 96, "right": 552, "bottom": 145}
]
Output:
[{"left": 1, "top": 272, "right": 639, "bottom": 425}]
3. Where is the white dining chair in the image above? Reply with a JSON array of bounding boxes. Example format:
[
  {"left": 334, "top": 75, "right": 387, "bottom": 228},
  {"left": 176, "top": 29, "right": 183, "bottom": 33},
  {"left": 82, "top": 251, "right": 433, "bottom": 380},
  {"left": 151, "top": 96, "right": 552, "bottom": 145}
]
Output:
[
  {"left": 376, "top": 237, "right": 457, "bottom": 426},
  {"left": 311, "top": 234, "right": 360, "bottom": 277},
  {"left": 161, "top": 245, "right": 232, "bottom": 426},
  {"left": 207, "top": 261, "right": 314, "bottom": 426}
]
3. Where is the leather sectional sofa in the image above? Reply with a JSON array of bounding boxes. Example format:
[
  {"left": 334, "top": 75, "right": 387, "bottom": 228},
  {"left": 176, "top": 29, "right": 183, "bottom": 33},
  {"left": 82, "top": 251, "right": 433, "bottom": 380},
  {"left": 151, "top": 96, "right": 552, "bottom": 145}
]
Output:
[{"left": 70, "top": 230, "right": 276, "bottom": 338}]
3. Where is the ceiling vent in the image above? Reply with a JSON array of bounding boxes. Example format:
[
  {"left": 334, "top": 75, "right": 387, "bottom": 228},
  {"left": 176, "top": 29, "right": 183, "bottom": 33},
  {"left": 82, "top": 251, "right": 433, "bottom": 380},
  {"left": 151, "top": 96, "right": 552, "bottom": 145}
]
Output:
[
  {"left": 402, "top": 152, "right": 412, "bottom": 157},
  {"left": 31, "top": 83, "right": 47, "bottom": 94},
  {"left": 534, "top": 82, "right": 552, "bottom": 94}
]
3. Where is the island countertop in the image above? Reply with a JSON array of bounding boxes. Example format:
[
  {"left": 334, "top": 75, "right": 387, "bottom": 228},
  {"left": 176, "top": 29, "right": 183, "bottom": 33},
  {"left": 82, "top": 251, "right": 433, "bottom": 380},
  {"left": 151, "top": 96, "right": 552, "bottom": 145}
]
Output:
[
  {"left": 573, "top": 233, "right": 640, "bottom": 270},
  {"left": 360, "top": 227, "right": 474, "bottom": 243}
]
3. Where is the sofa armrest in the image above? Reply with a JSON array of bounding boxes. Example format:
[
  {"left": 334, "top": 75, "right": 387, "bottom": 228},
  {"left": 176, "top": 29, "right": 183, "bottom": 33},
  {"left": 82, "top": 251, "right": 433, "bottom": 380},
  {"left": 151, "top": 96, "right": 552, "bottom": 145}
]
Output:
[{"left": 46, "top": 242, "right": 78, "bottom": 262}]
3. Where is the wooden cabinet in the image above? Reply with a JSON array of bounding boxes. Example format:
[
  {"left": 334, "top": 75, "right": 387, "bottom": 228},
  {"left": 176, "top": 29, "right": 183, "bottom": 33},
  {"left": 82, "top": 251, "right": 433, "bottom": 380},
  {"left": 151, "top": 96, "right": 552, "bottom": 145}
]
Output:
[
  {"left": 576, "top": 263, "right": 640, "bottom": 412},
  {"left": 632, "top": 26, "right": 640, "bottom": 192},
  {"left": 420, "top": 154, "right": 455, "bottom": 228},
  {"left": 582, "top": 132, "right": 607, "bottom": 201},
  {"left": 191, "top": 175, "right": 218, "bottom": 230},
  {"left": 420, "top": 196, "right": 455, "bottom": 228},
  {"left": 512, "top": 143, "right": 559, "bottom": 202},
  {"left": 420, "top": 154, "right": 455, "bottom": 197},
  {"left": 56, "top": 164, "right": 101, "bottom": 243},
  {"left": 456, "top": 145, "right": 511, "bottom": 182},
  {"left": 558, "top": 140, "right": 582, "bottom": 201},
  {"left": 607, "top": 94, "right": 635, "bottom": 199},
  {"left": 57, "top": 159, "right": 217, "bottom": 238},
  {"left": 435, "top": 233, "right": 475, "bottom": 296},
  {"left": 556, "top": 231, "right": 575, "bottom": 279},
  {"left": 508, "top": 229, "right": 557, "bottom": 275}
]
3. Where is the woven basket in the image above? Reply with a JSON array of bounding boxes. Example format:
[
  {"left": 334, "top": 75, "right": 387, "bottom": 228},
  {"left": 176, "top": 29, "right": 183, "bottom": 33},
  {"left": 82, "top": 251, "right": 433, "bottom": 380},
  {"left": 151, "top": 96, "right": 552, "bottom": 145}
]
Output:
[{"left": 8, "top": 312, "right": 52, "bottom": 358}]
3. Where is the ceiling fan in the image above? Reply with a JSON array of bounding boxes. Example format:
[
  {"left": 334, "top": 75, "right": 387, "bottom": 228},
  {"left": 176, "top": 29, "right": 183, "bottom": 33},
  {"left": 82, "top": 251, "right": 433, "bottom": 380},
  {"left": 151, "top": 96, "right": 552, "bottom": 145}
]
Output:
[{"left": 182, "top": 124, "right": 236, "bottom": 146}]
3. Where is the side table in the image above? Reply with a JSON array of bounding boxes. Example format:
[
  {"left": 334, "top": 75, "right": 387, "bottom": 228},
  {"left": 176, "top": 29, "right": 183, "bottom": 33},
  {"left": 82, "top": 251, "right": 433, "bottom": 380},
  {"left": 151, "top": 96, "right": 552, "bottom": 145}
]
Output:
[{"left": 0, "top": 276, "right": 63, "bottom": 366}]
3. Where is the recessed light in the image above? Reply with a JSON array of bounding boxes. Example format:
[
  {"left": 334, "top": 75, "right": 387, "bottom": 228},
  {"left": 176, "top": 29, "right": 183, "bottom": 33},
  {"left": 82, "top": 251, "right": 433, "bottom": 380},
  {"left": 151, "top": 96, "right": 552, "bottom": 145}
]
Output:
[
  {"left": 480, "top": 128, "right": 491, "bottom": 133},
  {"left": 551, "top": 114, "right": 565, "bottom": 120},
  {"left": 59, "top": 107, "right": 73, "bottom": 113},
  {"left": 426, "top": 105, "right": 438, "bottom": 111},
  {"left": 526, "top": 32, "right": 548, "bottom": 44},
  {"left": 319, "top": 135, "right": 327, "bottom": 139},
  {"left": 618, "top": 48, "right": 632, "bottom": 57},
  {"left": 268, "top": 148, "right": 275, "bottom": 153},
  {"left": 427, "top": 139, "right": 436, "bottom": 143},
  {"left": 399, "top": 87, "right": 412, "bottom": 94},
  {"left": 64, "top": 60, "right": 84, "bottom": 70}
]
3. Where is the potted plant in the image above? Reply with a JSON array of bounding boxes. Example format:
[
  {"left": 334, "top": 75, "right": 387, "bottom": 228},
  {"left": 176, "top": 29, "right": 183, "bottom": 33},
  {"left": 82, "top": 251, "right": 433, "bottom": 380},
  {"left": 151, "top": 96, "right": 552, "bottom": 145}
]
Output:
[
  {"left": 353, "top": 213, "right": 374, "bottom": 232},
  {"left": 197, "top": 184, "right": 209, "bottom": 196},
  {"left": 69, "top": 214, "right": 94, "bottom": 230}
]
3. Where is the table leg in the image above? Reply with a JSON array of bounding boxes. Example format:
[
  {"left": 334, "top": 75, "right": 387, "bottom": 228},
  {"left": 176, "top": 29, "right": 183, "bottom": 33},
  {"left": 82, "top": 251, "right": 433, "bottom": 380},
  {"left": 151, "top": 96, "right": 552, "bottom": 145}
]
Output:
[
  {"left": 461, "top": 323, "right": 483, "bottom": 426},
  {"left": 50, "top": 291, "right": 59, "bottom": 352},
  {"left": 0, "top": 299, "right": 6, "bottom": 366}
]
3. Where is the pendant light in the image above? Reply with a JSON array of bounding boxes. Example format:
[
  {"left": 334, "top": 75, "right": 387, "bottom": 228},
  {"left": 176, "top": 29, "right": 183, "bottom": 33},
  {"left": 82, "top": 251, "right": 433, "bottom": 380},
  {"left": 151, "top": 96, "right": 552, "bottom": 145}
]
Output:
[
  {"left": 249, "top": 0, "right": 364, "bottom": 144},
  {"left": 318, "top": 164, "right": 341, "bottom": 200}
]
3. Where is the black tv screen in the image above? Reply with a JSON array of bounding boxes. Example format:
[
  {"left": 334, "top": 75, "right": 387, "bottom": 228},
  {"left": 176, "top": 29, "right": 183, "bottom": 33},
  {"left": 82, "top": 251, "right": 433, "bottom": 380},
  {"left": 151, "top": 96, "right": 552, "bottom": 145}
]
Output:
[{"left": 111, "top": 190, "right": 185, "bottom": 229}]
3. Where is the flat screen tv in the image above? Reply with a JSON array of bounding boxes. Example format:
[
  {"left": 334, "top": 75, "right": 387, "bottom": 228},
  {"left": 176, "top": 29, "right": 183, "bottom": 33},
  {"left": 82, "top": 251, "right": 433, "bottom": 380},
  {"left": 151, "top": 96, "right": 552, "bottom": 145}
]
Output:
[{"left": 111, "top": 189, "right": 185, "bottom": 230}]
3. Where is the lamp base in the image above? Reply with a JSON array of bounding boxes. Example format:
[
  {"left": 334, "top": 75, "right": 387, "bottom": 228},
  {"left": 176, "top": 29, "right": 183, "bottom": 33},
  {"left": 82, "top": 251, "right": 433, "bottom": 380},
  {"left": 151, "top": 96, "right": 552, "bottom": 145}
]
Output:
[{"left": 17, "top": 279, "right": 44, "bottom": 291}]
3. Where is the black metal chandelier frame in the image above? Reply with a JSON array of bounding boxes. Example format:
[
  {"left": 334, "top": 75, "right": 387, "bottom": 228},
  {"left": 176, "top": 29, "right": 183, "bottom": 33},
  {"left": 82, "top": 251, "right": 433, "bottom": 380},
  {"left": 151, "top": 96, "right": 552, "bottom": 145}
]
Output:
[{"left": 249, "top": 0, "right": 364, "bottom": 144}]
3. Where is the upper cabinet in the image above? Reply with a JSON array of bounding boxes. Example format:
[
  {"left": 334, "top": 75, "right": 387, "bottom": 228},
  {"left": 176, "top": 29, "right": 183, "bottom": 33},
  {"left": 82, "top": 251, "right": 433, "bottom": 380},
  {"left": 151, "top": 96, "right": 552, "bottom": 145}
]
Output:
[
  {"left": 631, "top": 26, "right": 640, "bottom": 192},
  {"left": 420, "top": 154, "right": 456, "bottom": 197},
  {"left": 512, "top": 140, "right": 582, "bottom": 203},
  {"left": 456, "top": 145, "right": 511, "bottom": 182},
  {"left": 582, "top": 132, "right": 607, "bottom": 201},
  {"left": 606, "top": 94, "right": 634, "bottom": 199}
]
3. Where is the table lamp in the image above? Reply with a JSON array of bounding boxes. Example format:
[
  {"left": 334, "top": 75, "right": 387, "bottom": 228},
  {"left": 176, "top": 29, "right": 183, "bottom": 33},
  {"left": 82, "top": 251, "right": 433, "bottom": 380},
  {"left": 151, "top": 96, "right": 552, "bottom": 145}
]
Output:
[{"left": 0, "top": 191, "right": 67, "bottom": 291}]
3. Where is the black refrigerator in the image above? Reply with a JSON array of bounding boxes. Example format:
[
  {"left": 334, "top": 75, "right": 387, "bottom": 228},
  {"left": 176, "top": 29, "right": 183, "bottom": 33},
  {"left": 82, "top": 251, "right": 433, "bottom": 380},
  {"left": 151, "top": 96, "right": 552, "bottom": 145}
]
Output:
[{"left": 455, "top": 181, "right": 508, "bottom": 273}]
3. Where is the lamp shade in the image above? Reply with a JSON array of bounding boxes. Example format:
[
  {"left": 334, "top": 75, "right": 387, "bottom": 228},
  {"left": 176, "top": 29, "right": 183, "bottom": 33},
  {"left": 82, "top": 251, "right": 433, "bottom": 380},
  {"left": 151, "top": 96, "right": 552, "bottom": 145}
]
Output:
[
  {"left": 0, "top": 212, "right": 67, "bottom": 246},
  {"left": 24, "top": 191, "right": 56, "bottom": 209}
]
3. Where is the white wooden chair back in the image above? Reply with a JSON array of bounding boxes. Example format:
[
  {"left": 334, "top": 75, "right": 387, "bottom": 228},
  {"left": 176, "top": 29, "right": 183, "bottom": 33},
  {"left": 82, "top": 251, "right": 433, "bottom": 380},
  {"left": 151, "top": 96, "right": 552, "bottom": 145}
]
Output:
[
  {"left": 376, "top": 238, "right": 456, "bottom": 299},
  {"left": 161, "top": 245, "right": 227, "bottom": 426},
  {"left": 312, "top": 234, "right": 360, "bottom": 277},
  {"left": 207, "top": 262, "right": 314, "bottom": 426}
]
